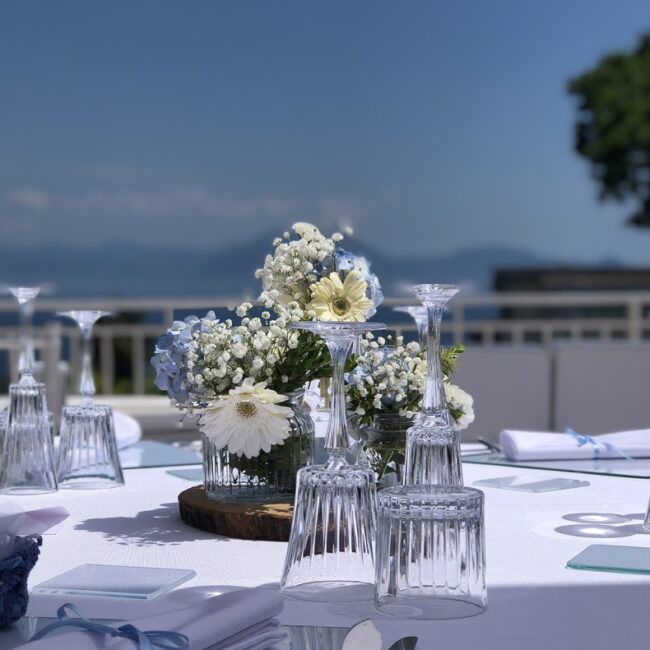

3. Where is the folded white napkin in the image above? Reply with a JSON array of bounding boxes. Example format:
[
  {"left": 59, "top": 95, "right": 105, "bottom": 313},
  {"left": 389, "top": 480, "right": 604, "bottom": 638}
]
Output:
[
  {"left": 16, "top": 587, "right": 285, "bottom": 650},
  {"left": 500, "top": 428, "right": 650, "bottom": 461},
  {"left": 0, "top": 503, "right": 69, "bottom": 560},
  {"left": 112, "top": 410, "right": 142, "bottom": 449}
]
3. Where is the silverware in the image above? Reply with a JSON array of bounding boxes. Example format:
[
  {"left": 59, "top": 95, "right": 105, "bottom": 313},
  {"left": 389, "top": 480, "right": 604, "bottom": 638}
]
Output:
[
  {"left": 477, "top": 437, "right": 501, "bottom": 453},
  {"left": 387, "top": 636, "right": 418, "bottom": 650}
]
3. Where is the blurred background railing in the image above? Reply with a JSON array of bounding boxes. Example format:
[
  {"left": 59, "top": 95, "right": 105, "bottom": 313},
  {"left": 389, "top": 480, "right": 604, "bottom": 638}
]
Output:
[{"left": 0, "top": 291, "right": 649, "bottom": 397}]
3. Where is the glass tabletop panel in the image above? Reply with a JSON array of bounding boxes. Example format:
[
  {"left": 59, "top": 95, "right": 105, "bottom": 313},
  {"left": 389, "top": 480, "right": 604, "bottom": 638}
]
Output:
[
  {"left": 119, "top": 440, "right": 201, "bottom": 469},
  {"left": 463, "top": 451, "right": 650, "bottom": 479}
]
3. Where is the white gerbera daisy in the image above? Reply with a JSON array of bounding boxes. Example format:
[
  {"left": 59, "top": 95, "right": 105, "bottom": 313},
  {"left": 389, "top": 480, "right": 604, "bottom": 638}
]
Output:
[
  {"left": 307, "top": 271, "right": 374, "bottom": 321},
  {"left": 199, "top": 379, "right": 293, "bottom": 458}
]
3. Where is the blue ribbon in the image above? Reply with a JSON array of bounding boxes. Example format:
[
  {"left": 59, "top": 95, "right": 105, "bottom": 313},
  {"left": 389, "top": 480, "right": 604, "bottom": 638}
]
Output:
[
  {"left": 0, "top": 555, "right": 22, "bottom": 571},
  {"left": 30, "top": 603, "right": 189, "bottom": 650},
  {"left": 564, "top": 428, "right": 635, "bottom": 461}
]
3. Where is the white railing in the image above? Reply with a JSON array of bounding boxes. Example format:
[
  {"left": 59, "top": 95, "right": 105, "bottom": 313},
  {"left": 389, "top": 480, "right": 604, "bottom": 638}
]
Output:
[{"left": 0, "top": 291, "right": 648, "bottom": 395}]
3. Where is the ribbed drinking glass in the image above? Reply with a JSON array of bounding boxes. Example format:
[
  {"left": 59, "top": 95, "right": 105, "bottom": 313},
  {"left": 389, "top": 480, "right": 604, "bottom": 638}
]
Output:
[
  {"left": 281, "top": 320, "right": 385, "bottom": 602},
  {"left": 56, "top": 311, "right": 124, "bottom": 489},
  {"left": 1, "top": 287, "right": 57, "bottom": 494},
  {"left": 375, "top": 485, "right": 487, "bottom": 619},
  {"left": 403, "top": 285, "right": 462, "bottom": 487}
]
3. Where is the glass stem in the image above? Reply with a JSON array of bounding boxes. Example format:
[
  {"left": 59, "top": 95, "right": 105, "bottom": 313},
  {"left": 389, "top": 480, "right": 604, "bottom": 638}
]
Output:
[
  {"left": 423, "top": 304, "right": 450, "bottom": 424},
  {"left": 416, "top": 317, "right": 428, "bottom": 351},
  {"left": 324, "top": 338, "right": 353, "bottom": 466},
  {"left": 18, "top": 301, "right": 35, "bottom": 380},
  {"left": 79, "top": 326, "right": 96, "bottom": 404}
]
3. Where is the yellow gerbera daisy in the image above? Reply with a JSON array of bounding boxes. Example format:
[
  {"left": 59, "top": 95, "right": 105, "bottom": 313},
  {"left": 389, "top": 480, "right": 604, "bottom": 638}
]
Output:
[{"left": 307, "top": 271, "right": 374, "bottom": 322}]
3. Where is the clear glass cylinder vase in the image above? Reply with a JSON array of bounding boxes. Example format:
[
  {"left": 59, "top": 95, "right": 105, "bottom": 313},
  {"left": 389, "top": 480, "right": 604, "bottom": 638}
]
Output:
[
  {"left": 203, "top": 391, "right": 314, "bottom": 501},
  {"left": 363, "top": 414, "right": 413, "bottom": 488}
]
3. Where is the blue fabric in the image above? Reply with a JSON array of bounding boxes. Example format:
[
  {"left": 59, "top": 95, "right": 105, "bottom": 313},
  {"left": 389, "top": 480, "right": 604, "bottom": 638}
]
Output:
[
  {"left": 0, "top": 536, "right": 42, "bottom": 627},
  {"left": 30, "top": 603, "right": 189, "bottom": 649},
  {"left": 564, "top": 427, "right": 635, "bottom": 461}
]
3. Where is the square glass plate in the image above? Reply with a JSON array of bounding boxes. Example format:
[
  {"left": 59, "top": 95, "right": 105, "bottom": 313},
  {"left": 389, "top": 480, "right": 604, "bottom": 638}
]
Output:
[
  {"left": 32, "top": 564, "right": 196, "bottom": 599},
  {"left": 167, "top": 468, "right": 203, "bottom": 481},
  {"left": 568, "top": 544, "right": 650, "bottom": 575},
  {"left": 473, "top": 475, "right": 590, "bottom": 492}
]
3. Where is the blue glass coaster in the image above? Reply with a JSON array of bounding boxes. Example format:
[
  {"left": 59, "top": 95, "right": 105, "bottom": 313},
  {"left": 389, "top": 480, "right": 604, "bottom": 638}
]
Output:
[
  {"left": 473, "top": 475, "right": 589, "bottom": 492},
  {"left": 568, "top": 544, "right": 650, "bottom": 575},
  {"left": 32, "top": 564, "right": 196, "bottom": 599}
]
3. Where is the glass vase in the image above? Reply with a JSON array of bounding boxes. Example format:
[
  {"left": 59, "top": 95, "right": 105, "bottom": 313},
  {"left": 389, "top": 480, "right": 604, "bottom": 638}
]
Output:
[
  {"left": 203, "top": 391, "right": 314, "bottom": 501},
  {"left": 363, "top": 414, "right": 413, "bottom": 488}
]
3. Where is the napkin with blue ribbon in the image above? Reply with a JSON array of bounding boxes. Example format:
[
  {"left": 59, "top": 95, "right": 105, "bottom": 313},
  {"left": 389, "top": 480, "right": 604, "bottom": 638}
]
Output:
[
  {"left": 500, "top": 428, "right": 650, "bottom": 461},
  {"left": 14, "top": 586, "right": 285, "bottom": 650}
]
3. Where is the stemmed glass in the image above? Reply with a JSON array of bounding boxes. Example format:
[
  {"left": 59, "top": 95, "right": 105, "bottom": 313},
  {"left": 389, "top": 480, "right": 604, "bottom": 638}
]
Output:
[
  {"left": 403, "top": 285, "right": 462, "bottom": 487},
  {"left": 393, "top": 305, "right": 427, "bottom": 349},
  {"left": 281, "top": 320, "right": 385, "bottom": 602},
  {"left": 1, "top": 287, "right": 57, "bottom": 494},
  {"left": 56, "top": 311, "right": 124, "bottom": 489}
]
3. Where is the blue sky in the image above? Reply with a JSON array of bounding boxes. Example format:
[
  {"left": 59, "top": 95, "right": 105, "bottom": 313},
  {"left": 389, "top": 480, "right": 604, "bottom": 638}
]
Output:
[{"left": 2, "top": 0, "right": 650, "bottom": 263}]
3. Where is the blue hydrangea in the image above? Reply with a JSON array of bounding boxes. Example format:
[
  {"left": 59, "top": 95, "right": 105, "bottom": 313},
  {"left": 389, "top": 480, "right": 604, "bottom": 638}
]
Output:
[
  {"left": 335, "top": 249, "right": 384, "bottom": 314},
  {"left": 150, "top": 313, "right": 216, "bottom": 405}
]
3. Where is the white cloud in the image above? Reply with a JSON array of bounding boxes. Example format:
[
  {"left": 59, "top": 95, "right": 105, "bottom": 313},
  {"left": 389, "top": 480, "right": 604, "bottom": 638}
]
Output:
[
  {"left": 0, "top": 184, "right": 373, "bottom": 249},
  {"left": 6, "top": 188, "right": 50, "bottom": 210}
]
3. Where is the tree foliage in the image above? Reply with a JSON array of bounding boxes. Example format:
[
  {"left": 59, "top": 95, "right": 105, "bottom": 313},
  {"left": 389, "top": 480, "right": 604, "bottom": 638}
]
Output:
[{"left": 569, "top": 34, "right": 650, "bottom": 227}]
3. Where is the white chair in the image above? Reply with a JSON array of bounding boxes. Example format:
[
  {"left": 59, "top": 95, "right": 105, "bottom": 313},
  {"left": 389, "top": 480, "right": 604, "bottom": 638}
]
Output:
[
  {"left": 452, "top": 346, "right": 552, "bottom": 444},
  {"left": 553, "top": 343, "right": 650, "bottom": 434}
]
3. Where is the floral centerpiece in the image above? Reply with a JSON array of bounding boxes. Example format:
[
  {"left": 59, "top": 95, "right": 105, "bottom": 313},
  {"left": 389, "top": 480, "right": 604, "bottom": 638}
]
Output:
[
  {"left": 347, "top": 334, "right": 473, "bottom": 482},
  {"left": 151, "top": 222, "right": 382, "bottom": 499}
]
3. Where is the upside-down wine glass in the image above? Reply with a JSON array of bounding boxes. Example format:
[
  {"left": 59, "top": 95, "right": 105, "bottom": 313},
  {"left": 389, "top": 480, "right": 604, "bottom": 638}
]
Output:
[
  {"left": 403, "top": 285, "right": 462, "bottom": 487},
  {"left": 1, "top": 287, "right": 57, "bottom": 494},
  {"left": 393, "top": 305, "right": 427, "bottom": 350},
  {"left": 56, "top": 311, "right": 124, "bottom": 489},
  {"left": 281, "top": 320, "right": 386, "bottom": 602}
]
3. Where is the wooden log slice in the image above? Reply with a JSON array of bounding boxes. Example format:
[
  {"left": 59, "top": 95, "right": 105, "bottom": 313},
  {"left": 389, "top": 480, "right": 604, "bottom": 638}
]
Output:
[{"left": 178, "top": 486, "right": 293, "bottom": 541}]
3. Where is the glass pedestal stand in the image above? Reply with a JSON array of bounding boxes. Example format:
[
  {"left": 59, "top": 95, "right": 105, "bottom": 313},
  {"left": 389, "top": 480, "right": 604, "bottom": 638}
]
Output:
[
  {"left": 1, "top": 287, "right": 57, "bottom": 494},
  {"left": 404, "top": 285, "right": 462, "bottom": 487},
  {"left": 56, "top": 311, "right": 124, "bottom": 489},
  {"left": 281, "top": 320, "right": 385, "bottom": 602}
]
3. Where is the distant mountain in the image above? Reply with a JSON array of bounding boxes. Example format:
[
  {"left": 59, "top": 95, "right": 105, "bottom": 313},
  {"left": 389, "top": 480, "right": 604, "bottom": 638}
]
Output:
[{"left": 0, "top": 235, "right": 555, "bottom": 297}]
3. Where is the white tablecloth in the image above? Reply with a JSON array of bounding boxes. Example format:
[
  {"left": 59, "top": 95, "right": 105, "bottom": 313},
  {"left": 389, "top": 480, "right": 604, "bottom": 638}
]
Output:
[{"left": 3, "top": 462, "right": 650, "bottom": 649}]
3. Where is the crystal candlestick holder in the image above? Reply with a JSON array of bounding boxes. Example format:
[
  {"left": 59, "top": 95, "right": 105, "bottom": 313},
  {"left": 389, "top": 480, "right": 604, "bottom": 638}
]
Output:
[
  {"left": 1, "top": 287, "right": 57, "bottom": 495},
  {"left": 281, "top": 321, "right": 385, "bottom": 602},
  {"left": 403, "top": 285, "right": 462, "bottom": 487},
  {"left": 56, "top": 311, "right": 124, "bottom": 489}
]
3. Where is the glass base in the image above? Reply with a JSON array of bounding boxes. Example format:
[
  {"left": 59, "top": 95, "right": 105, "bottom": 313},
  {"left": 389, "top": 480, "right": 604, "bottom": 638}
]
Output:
[
  {"left": 375, "top": 595, "right": 486, "bottom": 620},
  {"left": 0, "top": 485, "right": 58, "bottom": 496},
  {"left": 57, "top": 404, "right": 124, "bottom": 488},
  {"left": 58, "top": 477, "right": 124, "bottom": 490},
  {"left": 281, "top": 464, "right": 377, "bottom": 597},
  {"left": 283, "top": 580, "right": 373, "bottom": 603}
]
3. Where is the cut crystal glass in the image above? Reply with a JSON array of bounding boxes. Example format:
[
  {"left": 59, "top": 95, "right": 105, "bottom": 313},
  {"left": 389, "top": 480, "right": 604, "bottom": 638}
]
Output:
[
  {"left": 56, "top": 311, "right": 124, "bottom": 489},
  {"left": 281, "top": 320, "right": 385, "bottom": 602},
  {"left": 1, "top": 287, "right": 57, "bottom": 494},
  {"left": 403, "top": 285, "right": 463, "bottom": 487}
]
